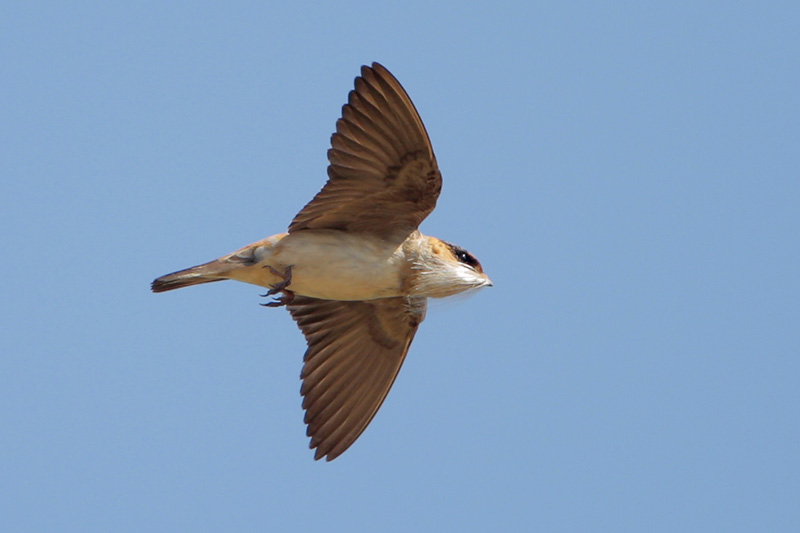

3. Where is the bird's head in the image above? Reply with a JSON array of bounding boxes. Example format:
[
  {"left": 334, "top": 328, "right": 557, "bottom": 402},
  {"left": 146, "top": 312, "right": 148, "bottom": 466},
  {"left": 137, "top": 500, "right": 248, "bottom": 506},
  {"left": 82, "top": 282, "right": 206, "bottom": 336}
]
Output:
[{"left": 411, "top": 237, "right": 492, "bottom": 298}]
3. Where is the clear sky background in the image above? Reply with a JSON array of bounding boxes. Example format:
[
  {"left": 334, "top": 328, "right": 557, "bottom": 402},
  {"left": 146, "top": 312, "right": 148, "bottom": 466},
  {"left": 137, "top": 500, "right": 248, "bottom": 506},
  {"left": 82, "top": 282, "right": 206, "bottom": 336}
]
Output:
[{"left": 2, "top": 2, "right": 798, "bottom": 531}]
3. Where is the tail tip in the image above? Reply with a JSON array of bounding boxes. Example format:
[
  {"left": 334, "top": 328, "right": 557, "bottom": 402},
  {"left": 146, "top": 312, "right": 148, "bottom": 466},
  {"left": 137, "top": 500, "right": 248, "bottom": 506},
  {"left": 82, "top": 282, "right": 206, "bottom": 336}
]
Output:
[
  {"left": 151, "top": 268, "right": 223, "bottom": 293},
  {"left": 151, "top": 278, "right": 170, "bottom": 293}
]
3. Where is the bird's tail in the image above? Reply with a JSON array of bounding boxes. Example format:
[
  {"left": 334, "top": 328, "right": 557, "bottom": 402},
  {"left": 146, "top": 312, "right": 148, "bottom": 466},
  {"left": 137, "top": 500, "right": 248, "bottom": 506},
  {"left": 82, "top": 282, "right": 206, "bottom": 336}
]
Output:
[
  {"left": 152, "top": 233, "right": 289, "bottom": 294},
  {"left": 151, "top": 260, "right": 236, "bottom": 293}
]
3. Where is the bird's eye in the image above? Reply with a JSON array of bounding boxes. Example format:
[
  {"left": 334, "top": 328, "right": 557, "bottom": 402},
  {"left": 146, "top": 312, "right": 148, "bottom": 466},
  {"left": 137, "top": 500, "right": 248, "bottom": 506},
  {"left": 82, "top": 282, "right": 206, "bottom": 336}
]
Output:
[
  {"left": 443, "top": 241, "right": 484, "bottom": 273},
  {"left": 455, "top": 249, "right": 480, "bottom": 270}
]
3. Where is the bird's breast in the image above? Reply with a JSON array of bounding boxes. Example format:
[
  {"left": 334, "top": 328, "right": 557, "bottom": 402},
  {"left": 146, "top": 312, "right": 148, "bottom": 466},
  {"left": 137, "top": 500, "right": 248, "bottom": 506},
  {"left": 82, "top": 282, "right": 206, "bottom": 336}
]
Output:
[{"left": 258, "top": 231, "right": 407, "bottom": 301}]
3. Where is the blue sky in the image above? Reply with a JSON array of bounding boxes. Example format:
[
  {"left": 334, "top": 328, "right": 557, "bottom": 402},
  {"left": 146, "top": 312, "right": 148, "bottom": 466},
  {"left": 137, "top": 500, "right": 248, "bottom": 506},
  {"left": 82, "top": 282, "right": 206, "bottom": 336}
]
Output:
[{"left": 2, "top": 2, "right": 798, "bottom": 531}]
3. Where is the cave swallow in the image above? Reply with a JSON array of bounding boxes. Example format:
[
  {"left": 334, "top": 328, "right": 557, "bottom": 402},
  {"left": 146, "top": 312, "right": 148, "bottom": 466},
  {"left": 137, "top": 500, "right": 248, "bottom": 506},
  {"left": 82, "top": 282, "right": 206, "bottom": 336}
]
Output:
[{"left": 152, "top": 62, "right": 492, "bottom": 460}]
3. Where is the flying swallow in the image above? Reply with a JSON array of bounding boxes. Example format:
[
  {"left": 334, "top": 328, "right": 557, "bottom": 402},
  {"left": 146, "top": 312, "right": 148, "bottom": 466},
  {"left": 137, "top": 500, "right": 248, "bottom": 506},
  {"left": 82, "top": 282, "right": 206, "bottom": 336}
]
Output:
[{"left": 152, "top": 62, "right": 492, "bottom": 461}]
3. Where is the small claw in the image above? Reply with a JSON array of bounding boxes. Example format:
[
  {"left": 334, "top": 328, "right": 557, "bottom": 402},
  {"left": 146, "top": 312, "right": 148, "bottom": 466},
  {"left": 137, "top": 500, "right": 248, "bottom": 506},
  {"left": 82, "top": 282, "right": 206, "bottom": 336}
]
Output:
[
  {"left": 259, "top": 289, "right": 295, "bottom": 308},
  {"left": 259, "top": 286, "right": 281, "bottom": 298}
]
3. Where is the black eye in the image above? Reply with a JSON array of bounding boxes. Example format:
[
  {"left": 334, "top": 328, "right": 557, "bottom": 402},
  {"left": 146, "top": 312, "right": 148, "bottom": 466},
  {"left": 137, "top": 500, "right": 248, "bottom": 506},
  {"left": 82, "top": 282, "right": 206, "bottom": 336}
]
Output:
[
  {"left": 444, "top": 241, "right": 484, "bottom": 272},
  {"left": 455, "top": 249, "right": 480, "bottom": 270}
]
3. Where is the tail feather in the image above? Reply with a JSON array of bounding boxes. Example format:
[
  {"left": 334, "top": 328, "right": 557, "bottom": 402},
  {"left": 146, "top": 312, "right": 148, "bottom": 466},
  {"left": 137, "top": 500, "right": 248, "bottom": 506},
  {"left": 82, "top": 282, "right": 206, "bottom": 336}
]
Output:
[
  {"left": 152, "top": 235, "right": 285, "bottom": 294},
  {"left": 151, "top": 261, "right": 235, "bottom": 293},
  {"left": 151, "top": 272, "right": 222, "bottom": 293}
]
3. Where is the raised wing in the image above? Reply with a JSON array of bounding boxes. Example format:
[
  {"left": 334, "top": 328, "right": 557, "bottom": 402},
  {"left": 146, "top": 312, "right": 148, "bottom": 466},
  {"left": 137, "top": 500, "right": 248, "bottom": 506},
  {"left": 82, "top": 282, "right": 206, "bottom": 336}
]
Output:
[
  {"left": 287, "top": 295, "right": 427, "bottom": 461},
  {"left": 288, "top": 63, "right": 442, "bottom": 244}
]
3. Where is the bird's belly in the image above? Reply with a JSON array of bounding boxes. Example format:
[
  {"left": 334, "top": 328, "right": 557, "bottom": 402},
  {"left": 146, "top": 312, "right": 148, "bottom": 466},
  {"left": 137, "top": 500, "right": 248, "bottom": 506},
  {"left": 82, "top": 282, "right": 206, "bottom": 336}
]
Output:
[{"left": 255, "top": 231, "right": 406, "bottom": 301}]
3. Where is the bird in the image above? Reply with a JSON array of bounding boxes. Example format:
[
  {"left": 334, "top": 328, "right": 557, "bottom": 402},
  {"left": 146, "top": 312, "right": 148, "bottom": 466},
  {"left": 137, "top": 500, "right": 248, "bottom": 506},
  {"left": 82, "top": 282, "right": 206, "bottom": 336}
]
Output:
[{"left": 152, "top": 62, "right": 492, "bottom": 461}]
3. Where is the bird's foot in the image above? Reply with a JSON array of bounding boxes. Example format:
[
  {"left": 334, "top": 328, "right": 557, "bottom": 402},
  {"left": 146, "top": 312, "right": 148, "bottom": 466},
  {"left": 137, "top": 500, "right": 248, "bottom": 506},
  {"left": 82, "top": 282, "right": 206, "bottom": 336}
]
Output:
[
  {"left": 259, "top": 265, "right": 294, "bottom": 307},
  {"left": 260, "top": 265, "right": 293, "bottom": 295}
]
